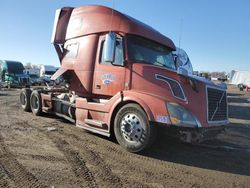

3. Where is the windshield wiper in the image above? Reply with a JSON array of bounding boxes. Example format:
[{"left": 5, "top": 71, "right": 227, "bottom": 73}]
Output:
[{"left": 133, "top": 59, "right": 151, "bottom": 65}]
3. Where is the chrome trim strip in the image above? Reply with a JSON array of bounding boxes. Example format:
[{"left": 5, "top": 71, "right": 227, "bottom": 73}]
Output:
[
  {"left": 194, "top": 116, "right": 202, "bottom": 128},
  {"left": 155, "top": 74, "right": 187, "bottom": 101}
]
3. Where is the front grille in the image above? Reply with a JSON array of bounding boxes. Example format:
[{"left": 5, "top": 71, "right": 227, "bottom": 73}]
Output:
[
  {"left": 20, "top": 77, "right": 29, "bottom": 83},
  {"left": 207, "top": 87, "right": 227, "bottom": 122}
]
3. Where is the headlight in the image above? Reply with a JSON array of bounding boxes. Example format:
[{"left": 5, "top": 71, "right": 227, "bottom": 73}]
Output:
[{"left": 167, "top": 102, "right": 198, "bottom": 127}]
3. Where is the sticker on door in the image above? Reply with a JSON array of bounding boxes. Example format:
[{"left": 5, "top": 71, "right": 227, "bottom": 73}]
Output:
[{"left": 101, "top": 73, "right": 115, "bottom": 85}]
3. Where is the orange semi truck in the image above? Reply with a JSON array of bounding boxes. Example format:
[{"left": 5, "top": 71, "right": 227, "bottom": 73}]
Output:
[{"left": 20, "top": 5, "right": 228, "bottom": 152}]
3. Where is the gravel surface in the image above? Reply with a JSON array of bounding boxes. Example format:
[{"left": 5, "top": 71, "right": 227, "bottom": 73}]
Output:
[{"left": 0, "top": 85, "right": 249, "bottom": 188}]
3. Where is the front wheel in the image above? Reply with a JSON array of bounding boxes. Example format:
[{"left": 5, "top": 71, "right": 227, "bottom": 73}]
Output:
[{"left": 114, "top": 103, "right": 156, "bottom": 153}]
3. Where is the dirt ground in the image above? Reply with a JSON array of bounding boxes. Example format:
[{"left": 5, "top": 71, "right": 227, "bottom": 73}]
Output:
[{"left": 0, "top": 85, "right": 250, "bottom": 188}]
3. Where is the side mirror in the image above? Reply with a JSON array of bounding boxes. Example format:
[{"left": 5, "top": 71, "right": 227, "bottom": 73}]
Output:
[
  {"left": 104, "top": 32, "right": 116, "bottom": 63},
  {"left": 177, "top": 67, "right": 189, "bottom": 76}
]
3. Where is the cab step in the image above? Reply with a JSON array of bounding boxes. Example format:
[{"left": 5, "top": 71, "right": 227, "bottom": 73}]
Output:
[
  {"left": 84, "top": 119, "right": 106, "bottom": 128},
  {"left": 76, "top": 119, "right": 109, "bottom": 137}
]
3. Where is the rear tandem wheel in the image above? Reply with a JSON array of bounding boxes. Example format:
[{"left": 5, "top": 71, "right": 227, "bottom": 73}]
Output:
[
  {"left": 30, "top": 90, "right": 43, "bottom": 116},
  {"left": 20, "top": 88, "right": 31, "bottom": 112}
]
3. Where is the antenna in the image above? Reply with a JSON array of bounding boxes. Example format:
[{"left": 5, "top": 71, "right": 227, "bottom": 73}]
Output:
[
  {"left": 178, "top": 18, "right": 183, "bottom": 54},
  {"left": 112, "top": 0, "right": 115, "bottom": 10}
]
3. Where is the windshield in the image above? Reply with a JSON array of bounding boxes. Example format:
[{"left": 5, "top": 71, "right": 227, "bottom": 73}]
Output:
[
  {"left": 127, "top": 35, "right": 176, "bottom": 70},
  {"left": 45, "top": 71, "right": 56, "bottom": 75}
]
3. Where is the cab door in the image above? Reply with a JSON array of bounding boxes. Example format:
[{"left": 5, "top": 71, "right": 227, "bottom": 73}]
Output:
[{"left": 92, "top": 35, "right": 126, "bottom": 96}]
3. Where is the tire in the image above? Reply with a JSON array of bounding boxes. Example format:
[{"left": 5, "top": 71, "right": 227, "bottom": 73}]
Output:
[
  {"left": 20, "top": 88, "right": 31, "bottom": 112},
  {"left": 114, "top": 103, "right": 156, "bottom": 153},
  {"left": 30, "top": 90, "right": 43, "bottom": 116}
]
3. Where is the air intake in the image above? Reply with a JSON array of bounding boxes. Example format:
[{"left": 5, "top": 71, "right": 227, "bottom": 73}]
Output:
[{"left": 155, "top": 74, "right": 186, "bottom": 101}]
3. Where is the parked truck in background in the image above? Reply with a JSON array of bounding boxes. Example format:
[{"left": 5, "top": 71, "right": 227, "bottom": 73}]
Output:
[
  {"left": 0, "top": 60, "right": 30, "bottom": 88},
  {"left": 40, "top": 65, "right": 57, "bottom": 84},
  {"left": 40, "top": 65, "right": 63, "bottom": 85},
  {"left": 20, "top": 5, "right": 229, "bottom": 152},
  {"left": 24, "top": 69, "right": 42, "bottom": 85}
]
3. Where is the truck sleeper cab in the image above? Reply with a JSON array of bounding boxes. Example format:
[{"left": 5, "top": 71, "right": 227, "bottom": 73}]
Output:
[
  {"left": 0, "top": 60, "right": 30, "bottom": 88},
  {"left": 20, "top": 5, "right": 228, "bottom": 153}
]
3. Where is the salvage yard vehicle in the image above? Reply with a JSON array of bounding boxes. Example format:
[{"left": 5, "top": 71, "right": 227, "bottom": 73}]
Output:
[
  {"left": 20, "top": 5, "right": 229, "bottom": 152},
  {"left": 40, "top": 65, "right": 63, "bottom": 85},
  {"left": 24, "top": 69, "right": 42, "bottom": 86},
  {"left": 40, "top": 65, "right": 57, "bottom": 84},
  {"left": 0, "top": 60, "right": 30, "bottom": 88}
]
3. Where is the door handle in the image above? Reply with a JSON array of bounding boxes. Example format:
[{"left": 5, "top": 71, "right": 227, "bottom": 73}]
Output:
[{"left": 95, "top": 84, "right": 101, "bottom": 89}]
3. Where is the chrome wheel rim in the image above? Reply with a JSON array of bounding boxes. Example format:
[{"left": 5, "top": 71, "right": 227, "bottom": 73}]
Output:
[
  {"left": 31, "top": 95, "right": 39, "bottom": 110},
  {"left": 120, "top": 113, "right": 143, "bottom": 143}
]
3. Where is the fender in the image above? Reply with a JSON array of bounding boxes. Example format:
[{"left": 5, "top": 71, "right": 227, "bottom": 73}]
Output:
[{"left": 107, "top": 90, "right": 171, "bottom": 126}]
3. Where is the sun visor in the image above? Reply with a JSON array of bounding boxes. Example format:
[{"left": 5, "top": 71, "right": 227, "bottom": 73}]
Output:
[{"left": 51, "top": 68, "right": 67, "bottom": 80}]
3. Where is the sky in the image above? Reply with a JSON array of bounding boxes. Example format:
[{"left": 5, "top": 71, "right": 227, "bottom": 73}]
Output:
[{"left": 0, "top": 0, "right": 249, "bottom": 72}]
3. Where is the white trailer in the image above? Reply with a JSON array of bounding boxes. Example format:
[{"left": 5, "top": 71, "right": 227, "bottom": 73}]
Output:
[{"left": 229, "top": 70, "right": 250, "bottom": 86}]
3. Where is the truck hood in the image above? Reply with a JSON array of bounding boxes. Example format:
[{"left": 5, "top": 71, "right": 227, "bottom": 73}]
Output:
[{"left": 187, "top": 74, "right": 227, "bottom": 91}]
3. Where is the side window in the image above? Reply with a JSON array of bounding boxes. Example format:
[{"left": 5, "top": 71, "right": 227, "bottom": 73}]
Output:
[{"left": 100, "top": 38, "right": 124, "bottom": 66}]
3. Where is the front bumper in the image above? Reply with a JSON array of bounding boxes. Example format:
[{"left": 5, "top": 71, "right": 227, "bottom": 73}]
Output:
[{"left": 155, "top": 122, "right": 225, "bottom": 144}]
